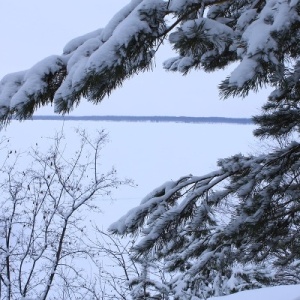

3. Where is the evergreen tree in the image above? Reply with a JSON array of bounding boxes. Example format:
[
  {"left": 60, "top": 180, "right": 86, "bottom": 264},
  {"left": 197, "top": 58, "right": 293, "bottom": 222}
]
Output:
[
  {"left": 1, "top": 0, "right": 300, "bottom": 297},
  {"left": 0, "top": 0, "right": 299, "bottom": 124}
]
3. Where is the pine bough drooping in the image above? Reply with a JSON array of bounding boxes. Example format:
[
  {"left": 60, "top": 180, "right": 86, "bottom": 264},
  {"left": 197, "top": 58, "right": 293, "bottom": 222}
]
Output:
[
  {"left": 1, "top": 0, "right": 300, "bottom": 298},
  {"left": 0, "top": 0, "right": 299, "bottom": 125}
]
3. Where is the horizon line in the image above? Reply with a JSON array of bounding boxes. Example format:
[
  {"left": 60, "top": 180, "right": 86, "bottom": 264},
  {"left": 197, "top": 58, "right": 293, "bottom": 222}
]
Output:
[{"left": 29, "top": 115, "right": 253, "bottom": 124}]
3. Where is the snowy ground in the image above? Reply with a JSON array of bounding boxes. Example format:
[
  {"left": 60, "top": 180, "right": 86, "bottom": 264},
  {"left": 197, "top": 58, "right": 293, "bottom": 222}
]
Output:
[
  {"left": 1, "top": 119, "right": 299, "bottom": 299},
  {"left": 211, "top": 284, "right": 300, "bottom": 300}
]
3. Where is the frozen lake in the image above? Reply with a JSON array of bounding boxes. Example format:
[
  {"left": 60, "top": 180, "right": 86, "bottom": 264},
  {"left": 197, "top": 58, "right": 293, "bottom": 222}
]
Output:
[
  {"left": 2, "top": 119, "right": 259, "bottom": 227},
  {"left": 1, "top": 119, "right": 300, "bottom": 299}
]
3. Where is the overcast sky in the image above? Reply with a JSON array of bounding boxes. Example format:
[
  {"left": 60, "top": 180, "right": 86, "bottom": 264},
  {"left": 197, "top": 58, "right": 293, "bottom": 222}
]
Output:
[{"left": 0, "top": 1, "right": 270, "bottom": 117}]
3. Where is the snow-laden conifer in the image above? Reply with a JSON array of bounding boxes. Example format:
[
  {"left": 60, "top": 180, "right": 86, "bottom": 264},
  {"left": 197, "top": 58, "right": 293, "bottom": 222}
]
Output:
[
  {"left": 1, "top": 0, "right": 299, "bottom": 124},
  {"left": 2, "top": 0, "right": 300, "bottom": 298},
  {"left": 109, "top": 143, "right": 300, "bottom": 297}
]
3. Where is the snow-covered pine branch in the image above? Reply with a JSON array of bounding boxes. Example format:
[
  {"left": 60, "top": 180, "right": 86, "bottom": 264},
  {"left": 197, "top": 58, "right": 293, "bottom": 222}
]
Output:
[
  {"left": 1, "top": 1, "right": 300, "bottom": 127},
  {"left": 2, "top": 0, "right": 300, "bottom": 298},
  {"left": 109, "top": 141, "right": 300, "bottom": 298},
  {"left": 0, "top": 0, "right": 166, "bottom": 123},
  {"left": 106, "top": 1, "right": 300, "bottom": 297}
]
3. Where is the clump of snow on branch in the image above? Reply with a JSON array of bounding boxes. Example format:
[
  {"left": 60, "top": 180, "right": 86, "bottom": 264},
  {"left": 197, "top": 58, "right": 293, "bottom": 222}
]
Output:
[{"left": 1, "top": 0, "right": 300, "bottom": 122}]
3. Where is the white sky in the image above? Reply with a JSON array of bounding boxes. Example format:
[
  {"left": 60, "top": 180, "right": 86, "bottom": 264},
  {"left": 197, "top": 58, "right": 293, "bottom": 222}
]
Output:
[{"left": 0, "top": 0, "right": 270, "bottom": 117}]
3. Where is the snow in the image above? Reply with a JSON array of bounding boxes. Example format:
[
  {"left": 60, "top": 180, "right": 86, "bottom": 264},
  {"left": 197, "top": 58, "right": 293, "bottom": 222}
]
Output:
[
  {"left": 229, "top": 58, "right": 258, "bottom": 87},
  {"left": 1, "top": 0, "right": 164, "bottom": 117},
  {"left": 236, "top": 9, "right": 257, "bottom": 31},
  {"left": 3, "top": 0, "right": 299, "bottom": 297},
  {"left": 0, "top": 71, "right": 25, "bottom": 107},
  {"left": 1, "top": 119, "right": 299, "bottom": 299},
  {"left": 63, "top": 28, "right": 103, "bottom": 55},
  {"left": 167, "top": 17, "right": 234, "bottom": 72},
  {"left": 241, "top": 2, "right": 278, "bottom": 56},
  {"left": 210, "top": 284, "right": 300, "bottom": 300},
  {"left": 168, "top": 0, "right": 199, "bottom": 12},
  {"left": 1, "top": 0, "right": 283, "bottom": 119},
  {"left": 180, "top": 18, "right": 234, "bottom": 39},
  {"left": 11, "top": 56, "right": 63, "bottom": 108},
  {"left": 229, "top": 0, "right": 300, "bottom": 87},
  {"left": 3, "top": 119, "right": 258, "bottom": 230},
  {"left": 99, "top": 0, "right": 143, "bottom": 43}
]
